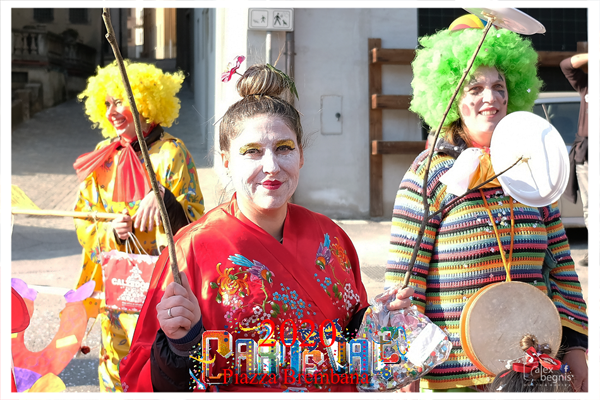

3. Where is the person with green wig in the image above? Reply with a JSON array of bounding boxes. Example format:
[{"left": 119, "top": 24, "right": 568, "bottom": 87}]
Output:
[
  {"left": 384, "top": 16, "right": 588, "bottom": 392},
  {"left": 73, "top": 61, "right": 205, "bottom": 392}
]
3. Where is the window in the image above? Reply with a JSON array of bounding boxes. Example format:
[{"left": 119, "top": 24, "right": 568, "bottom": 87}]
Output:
[
  {"left": 69, "top": 9, "right": 88, "bottom": 24},
  {"left": 12, "top": 72, "right": 28, "bottom": 84},
  {"left": 532, "top": 99, "right": 580, "bottom": 146},
  {"left": 33, "top": 9, "right": 53, "bottom": 23}
]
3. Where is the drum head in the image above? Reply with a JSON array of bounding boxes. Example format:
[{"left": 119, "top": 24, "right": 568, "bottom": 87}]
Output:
[{"left": 460, "top": 281, "right": 562, "bottom": 376}]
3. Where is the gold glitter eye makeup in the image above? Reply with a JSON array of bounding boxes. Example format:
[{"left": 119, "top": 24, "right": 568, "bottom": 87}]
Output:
[
  {"left": 239, "top": 143, "right": 262, "bottom": 155},
  {"left": 276, "top": 139, "right": 296, "bottom": 150}
]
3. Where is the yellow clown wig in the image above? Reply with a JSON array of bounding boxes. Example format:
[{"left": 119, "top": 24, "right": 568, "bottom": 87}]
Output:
[{"left": 78, "top": 61, "right": 184, "bottom": 138}]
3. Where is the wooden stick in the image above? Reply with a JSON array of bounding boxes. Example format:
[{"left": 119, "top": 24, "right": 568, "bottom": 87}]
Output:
[
  {"left": 102, "top": 9, "right": 181, "bottom": 285},
  {"left": 11, "top": 209, "right": 121, "bottom": 220},
  {"left": 402, "top": 19, "right": 496, "bottom": 289}
]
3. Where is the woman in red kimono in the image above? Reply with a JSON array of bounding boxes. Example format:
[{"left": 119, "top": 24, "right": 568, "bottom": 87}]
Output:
[{"left": 119, "top": 64, "right": 413, "bottom": 392}]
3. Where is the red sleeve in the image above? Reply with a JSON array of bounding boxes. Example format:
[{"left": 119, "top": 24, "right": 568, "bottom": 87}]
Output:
[
  {"left": 329, "top": 219, "right": 370, "bottom": 311},
  {"left": 307, "top": 208, "right": 370, "bottom": 316},
  {"left": 345, "top": 229, "right": 370, "bottom": 311},
  {"left": 120, "top": 220, "right": 205, "bottom": 392},
  {"left": 119, "top": 249, "right": 171, "bottom": 392}
]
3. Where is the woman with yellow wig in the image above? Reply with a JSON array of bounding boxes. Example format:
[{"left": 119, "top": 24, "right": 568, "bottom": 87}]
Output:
[{"left": 73, "top": 61, "right": 205, "bottom": 392}]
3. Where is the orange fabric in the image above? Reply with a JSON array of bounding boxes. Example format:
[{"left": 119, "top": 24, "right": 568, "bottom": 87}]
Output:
[
  {"left": 73, "top": 139, "right": 150, "bottom": 203},
  {"left": 11, "top": 300, "right": 87, "bottom": 377},
  {"left": 468, "top": 152, "right": 500, "bottom": 190},
  {"left": 112, "top": 144, "right": 150, "bottom": 202},
  {"left": 73, "top": 140, "right": 120, "bottom": 182}
]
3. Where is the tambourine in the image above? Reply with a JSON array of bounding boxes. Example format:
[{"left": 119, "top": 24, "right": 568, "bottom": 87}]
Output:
[
  {"left": 460, "top": 281, "right": 562, "bottom": 376},
  {"left": 462, "top": 100, "right": 567, "bottom": 379}
]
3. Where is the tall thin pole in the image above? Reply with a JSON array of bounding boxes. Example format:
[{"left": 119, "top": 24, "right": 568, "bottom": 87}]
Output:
[
  {"left": 402, "top": 18, "right": 496, "bottom": 288},
  {"left": 266, "top": 31, "right": 272, "bottom": 64},
  {"left": 102, "top": 8, "right": 181, "bottom": 285}
]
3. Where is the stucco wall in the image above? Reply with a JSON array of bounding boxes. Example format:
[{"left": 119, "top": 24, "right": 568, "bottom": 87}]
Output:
[
  {"left": 12, "top": 67, "right": 66, "bottom": 108},
  {"left": 212, "top": 8, "right": 420, "bottom": 219},
  {"left": 293, "top": 8, "right": 419, "bottom": 219},
  {"left": 213, "top": 8, "right": 251, "bottom": 187}
]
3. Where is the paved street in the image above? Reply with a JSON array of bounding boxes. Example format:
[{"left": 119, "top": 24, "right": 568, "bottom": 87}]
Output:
[{"left": 10, "top": 81, "right": 588, "bottom": 393}]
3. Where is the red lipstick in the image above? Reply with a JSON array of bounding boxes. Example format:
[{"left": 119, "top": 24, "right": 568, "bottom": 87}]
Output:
[{"left": 262, "top": 180, "right": 282, "bottom": 190}]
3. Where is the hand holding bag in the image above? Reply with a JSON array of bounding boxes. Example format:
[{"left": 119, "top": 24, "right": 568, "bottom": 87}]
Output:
[
  {"left": 356, "top": 288, "right": 452, "bottom": 392},
  {"left": 101, "top": 233, "right": 158, "bottom": 312}
]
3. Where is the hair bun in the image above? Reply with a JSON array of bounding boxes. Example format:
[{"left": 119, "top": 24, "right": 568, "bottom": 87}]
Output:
[
  {"left": 520, "top": 334, "right": 552, "bottom": 355},
  {"left": 236, "top": 64, "right": 287, "bottom": 98},
  {"left": 520, "top": 333, "right": 538, "bottom": 351}
]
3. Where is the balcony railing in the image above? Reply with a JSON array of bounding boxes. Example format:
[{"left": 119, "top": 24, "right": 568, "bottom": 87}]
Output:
[
  {"left": 12, "top": 28, "right": 96, "bottom": 76},
  {"left": 12, "top": 28, "right": 63, "bottom": 66}
]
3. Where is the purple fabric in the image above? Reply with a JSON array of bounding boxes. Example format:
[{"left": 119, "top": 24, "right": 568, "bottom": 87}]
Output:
[
  {"left": 11, "top": 278, "right": 37, "bottom": 302},
  {"left": 14, "top": 367, "right": 41, "bottom": 392},
  {"left": 64, "top": 280, "right": 95, "bottom": 303}
]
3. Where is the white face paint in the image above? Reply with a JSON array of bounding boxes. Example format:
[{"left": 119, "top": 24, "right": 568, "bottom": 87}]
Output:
[
  {"left": 222, "top": 115, "right": 304, "bottom": 217},
  {"left": 458, "top": 66, "right": 508, "bottom": 147}
]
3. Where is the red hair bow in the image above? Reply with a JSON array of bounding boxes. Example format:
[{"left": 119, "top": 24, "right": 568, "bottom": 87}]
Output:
[{"left": 512, "top": 347, "right": 562, "bottom": 374}]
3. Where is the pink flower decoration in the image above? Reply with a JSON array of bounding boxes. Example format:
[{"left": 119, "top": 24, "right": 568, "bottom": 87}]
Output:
[{"left": 221, "top": 55, "right": 245, "bottom": 82}]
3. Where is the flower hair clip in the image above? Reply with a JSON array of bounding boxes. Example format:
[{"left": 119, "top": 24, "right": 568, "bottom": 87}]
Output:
[
  {"left": 221, "top": 55, "right": 245, "bottom": 82},
  {"left": 220, "top": 55, "right": 299, "bottom": 100}
]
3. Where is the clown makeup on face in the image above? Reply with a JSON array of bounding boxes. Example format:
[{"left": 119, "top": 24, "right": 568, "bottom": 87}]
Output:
[
  {"left": 458, "top": 66, "right": 508, "bottom": 148},
  {"left": 222, "top": 115, "right": 304, "bottom": 220},
  {"left": 105, "top": 96, "right": 150, "bottom": 142}
]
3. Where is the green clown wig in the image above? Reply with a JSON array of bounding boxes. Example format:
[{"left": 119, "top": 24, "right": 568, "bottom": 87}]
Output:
[
  {"left": 78, "top": 61, "right": 185, "bottom": 138},
  {"left": 410, "top": 25, "right": 542, "bottom": 133}
]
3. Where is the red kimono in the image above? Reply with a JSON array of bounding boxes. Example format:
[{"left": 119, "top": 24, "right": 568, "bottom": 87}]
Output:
[{"left": 119, "top": 197, "right": 369, "bottom": 392}]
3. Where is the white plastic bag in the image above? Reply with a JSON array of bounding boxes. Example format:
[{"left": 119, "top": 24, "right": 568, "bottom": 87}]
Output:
[{"left": 356, "top": 290, "right": 452, "bottom": 392}]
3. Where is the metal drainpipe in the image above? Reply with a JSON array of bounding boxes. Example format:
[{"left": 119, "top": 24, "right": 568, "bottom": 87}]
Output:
[
  {"left": 285, "top": 31, "right": 294, "bottom": 98},
  {"left": 286, "top": 30, "right": 296, "bottom": 205},
  {"left": 265, "top": 30, "right": 272, "bottom": 64}
]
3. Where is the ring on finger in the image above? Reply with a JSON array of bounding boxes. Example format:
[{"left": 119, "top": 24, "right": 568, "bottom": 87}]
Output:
[{"left": 168, "top": 307, "right": 173, "bottom": 318}]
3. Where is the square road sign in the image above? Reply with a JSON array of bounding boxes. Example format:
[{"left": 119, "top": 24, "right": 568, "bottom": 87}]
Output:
[{"left": 249, "top": 9, "right": 294, "bottom": 31}]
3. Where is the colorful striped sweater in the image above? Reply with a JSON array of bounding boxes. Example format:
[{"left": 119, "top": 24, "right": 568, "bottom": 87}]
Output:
[{"left": 384, "top": 148, "right": 588, "bottom": 390}]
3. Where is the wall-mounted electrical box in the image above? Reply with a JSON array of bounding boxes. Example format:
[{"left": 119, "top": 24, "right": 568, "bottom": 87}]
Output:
[{"left": 321, "top": 95, "right": 342, "bottom": 135}]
